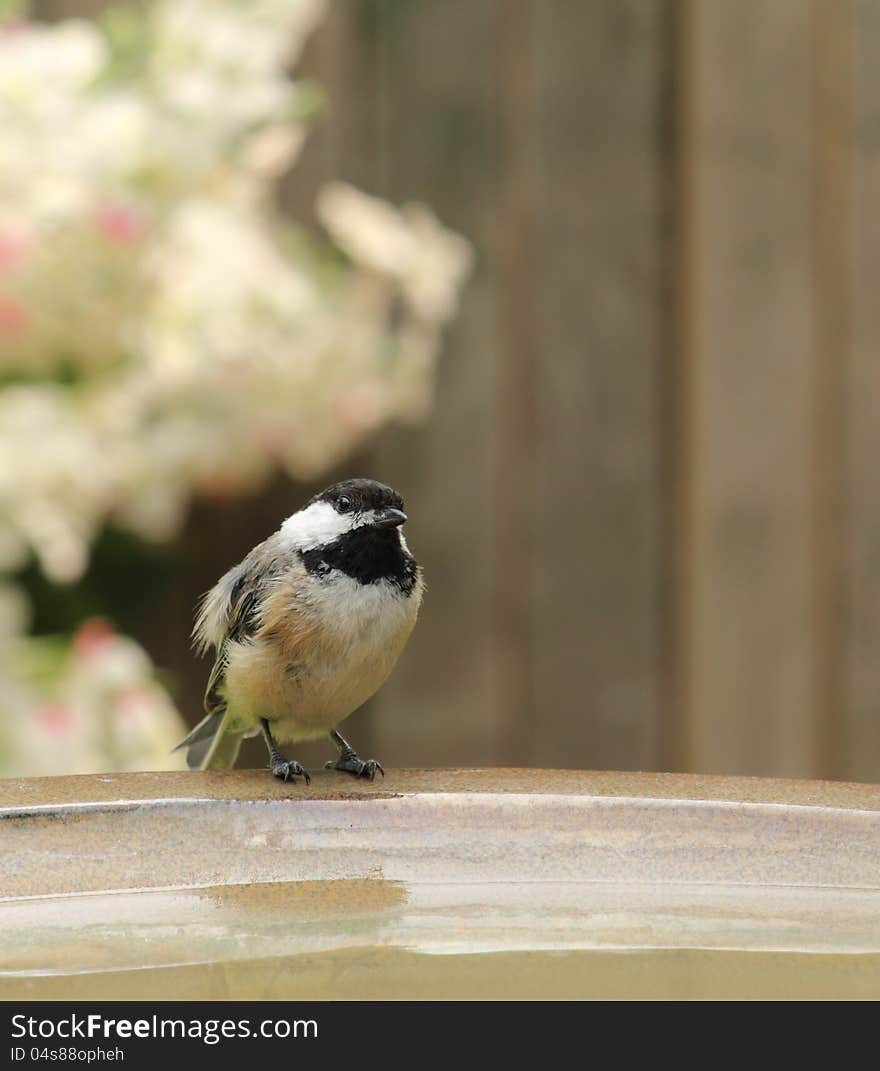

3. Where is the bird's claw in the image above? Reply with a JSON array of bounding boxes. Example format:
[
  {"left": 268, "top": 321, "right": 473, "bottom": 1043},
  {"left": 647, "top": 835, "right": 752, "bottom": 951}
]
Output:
[
  {"left": 271, "top": 758, "right": 310, "bottom": 785},
  {"left": 325, "top": 754, "right": 384, "bottom": 780}
]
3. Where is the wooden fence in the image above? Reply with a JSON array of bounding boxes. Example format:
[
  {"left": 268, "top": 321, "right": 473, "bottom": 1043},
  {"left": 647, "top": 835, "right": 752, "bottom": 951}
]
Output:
[
  {"left": 135, "top": 1, "right": 880, "bottom": 782},
  {"left": 237, "top": 2, "right": 877, "bottom": 788}
]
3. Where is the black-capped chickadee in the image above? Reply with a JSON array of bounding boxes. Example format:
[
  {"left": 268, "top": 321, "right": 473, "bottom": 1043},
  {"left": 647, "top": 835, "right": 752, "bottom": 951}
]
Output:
[{"left": 175, "top": 478, "right": 423, "bottom": 783}]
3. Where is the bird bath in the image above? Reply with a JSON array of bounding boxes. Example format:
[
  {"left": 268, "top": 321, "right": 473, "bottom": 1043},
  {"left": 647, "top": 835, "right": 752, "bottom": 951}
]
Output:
[{"left": 2, "top": 768, "right": 880, "bottom": 999}]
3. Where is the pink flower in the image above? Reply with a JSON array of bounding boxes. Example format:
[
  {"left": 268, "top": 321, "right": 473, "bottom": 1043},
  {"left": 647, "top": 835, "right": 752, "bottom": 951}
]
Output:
[
  {"left": 72, "top": 617, "right": 116, "bottom": 660},
  {"left": 36, "top": 704, "right": 74, "bottom": 738},
  {"left": 0, "top": 297, "right": 27, "bottom": 338},
  {"left": 114, "top": 685, "right": 153, "bottom": 720},
  {"left": 95, "top": 206, "right": 143, "bottom": 245},
  {"left": 334, "top": 382, "right": 383, "bottom": 432},
  {"left": 255, "top": 423, "right": 289, "bottom": 456},
  {"left": 0, "top": 234, "right": 27, "bottom": 273}
]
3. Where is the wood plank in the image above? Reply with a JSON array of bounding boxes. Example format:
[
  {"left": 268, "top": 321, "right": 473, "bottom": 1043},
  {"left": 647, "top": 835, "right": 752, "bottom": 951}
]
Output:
[
  {"left": 532, "top": 0, "right": 668, "bottom": 769},
  {"left": 681, "top": 0, "right": 816, "bottom": 776},
  {"left": 811, "top": 0, "right": 851, "bottom": 780},
  {"left": 366, "top": 0, "right": 502, "bottom": 766},
  {"left": 490, "top": 0, "right": 541, "bottom": 764},
  {"left": 843, "top": 0, "right": 880, "bottom": 781},
  {"left": 279, "top": 2, "right": 380, "bottom": 220}
]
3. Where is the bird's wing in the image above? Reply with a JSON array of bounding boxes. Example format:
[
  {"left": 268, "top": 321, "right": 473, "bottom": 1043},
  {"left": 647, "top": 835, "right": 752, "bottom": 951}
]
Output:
[{"left": 192, "top": 535, "right": 287, "bottom": 715}]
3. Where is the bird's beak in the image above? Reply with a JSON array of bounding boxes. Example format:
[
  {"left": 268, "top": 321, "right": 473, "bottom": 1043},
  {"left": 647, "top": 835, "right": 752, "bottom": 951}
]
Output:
[{"left": 372, "top": 507, "right": 407, "bottom": 529}]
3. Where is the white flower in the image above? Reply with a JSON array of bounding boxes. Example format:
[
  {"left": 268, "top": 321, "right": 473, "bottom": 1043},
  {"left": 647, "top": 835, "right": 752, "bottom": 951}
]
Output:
[
  {"left": 243, "top": 123, "right": 307, "bottom": 178},
  {"left": 317, "top": 182, "right": 420, "bottom": 275},
  {"left": 399, "top": 204, "right": 473, "bottom": 323},
  {"left": 317, "top": 181, "right": 473, "bottom": 321},
  {"left": 0, "top": 20, "right": 105, "bottom": 107},
  {"left": 0, "top": 1, "right": 470, "bottom": 588}
]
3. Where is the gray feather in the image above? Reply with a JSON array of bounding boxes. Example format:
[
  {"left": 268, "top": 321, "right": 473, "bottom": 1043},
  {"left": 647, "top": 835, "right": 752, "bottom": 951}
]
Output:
[
  {"left": 173, "top": 713, "right": 246, "bottom": 771},
  {"left": 191, "top": 532, "right": 291, "bottom": 723},
  {"left": 184, "top": 733, "right": 216, "bottom": 770},
  {"left": 173, "top": 712, "right": 218, "bottom": 752}
]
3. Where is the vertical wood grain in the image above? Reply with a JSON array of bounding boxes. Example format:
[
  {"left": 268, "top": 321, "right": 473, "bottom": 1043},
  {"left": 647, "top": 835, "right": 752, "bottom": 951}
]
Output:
[
  {"left": 811, "top": 0, "right": 851, "bottom": 779},
  {"left": 681, "top": 0, "right": 816, "bottom": 776},
  {"left": 531, "top": 0, "right": 668, "bottom": 770},
  {"left": 843, "top": 0, "right": 880, "bottom": 781},
  {"left": 366, "top": 0, "right": 502, "bottom": 766},
  {"left": 491, "top": 1, "right": 541, "bottom": 764}
]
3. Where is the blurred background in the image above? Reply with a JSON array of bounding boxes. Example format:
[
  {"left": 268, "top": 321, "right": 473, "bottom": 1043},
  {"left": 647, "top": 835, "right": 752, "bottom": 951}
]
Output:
[{"left": 1, "top": 0, "right": 877, "bottom": 784}]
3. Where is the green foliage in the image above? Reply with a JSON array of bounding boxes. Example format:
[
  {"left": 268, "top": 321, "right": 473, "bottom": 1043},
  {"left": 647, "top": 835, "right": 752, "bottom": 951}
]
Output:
[
  {"left": 0, "top": 0, "right": 28, "bottom": 22},
  {"left": 96, "top": 3, "right": 152, "bottom": 85},
  {"left": 17, "top": 525, "right": 177, "bottom": 638}
]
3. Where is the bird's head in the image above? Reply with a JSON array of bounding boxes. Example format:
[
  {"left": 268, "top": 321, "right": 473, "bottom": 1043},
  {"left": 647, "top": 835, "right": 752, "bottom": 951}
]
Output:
[{"left": 281, "top": 478, "right": 408, "bottom": 551}]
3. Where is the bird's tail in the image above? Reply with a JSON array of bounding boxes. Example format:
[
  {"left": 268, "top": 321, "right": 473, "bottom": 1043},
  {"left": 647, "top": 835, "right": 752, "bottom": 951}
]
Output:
[{"left": 173, "top": 710, "right": 244, "bottom": 770}]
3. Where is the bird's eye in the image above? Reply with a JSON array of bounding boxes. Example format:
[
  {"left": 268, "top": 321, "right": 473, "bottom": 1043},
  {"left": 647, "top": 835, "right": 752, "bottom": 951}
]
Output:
[{"left": 338, "top": 496, "right": 352, "bottom": 512}]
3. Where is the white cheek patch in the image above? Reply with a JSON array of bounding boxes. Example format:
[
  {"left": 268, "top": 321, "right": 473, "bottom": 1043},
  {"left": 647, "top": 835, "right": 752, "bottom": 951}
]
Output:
[{"left": 280, "top": 500, "right": 368, "bottom": 550}]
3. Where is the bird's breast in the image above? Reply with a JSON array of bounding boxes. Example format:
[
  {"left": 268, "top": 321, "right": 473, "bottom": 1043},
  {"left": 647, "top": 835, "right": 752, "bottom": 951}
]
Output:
[
  {"left": 299, "top": 568, "right": 420, "bottom": 645},
  {"left": 224, "top": 567, "right": 422, "bottom": 735}
]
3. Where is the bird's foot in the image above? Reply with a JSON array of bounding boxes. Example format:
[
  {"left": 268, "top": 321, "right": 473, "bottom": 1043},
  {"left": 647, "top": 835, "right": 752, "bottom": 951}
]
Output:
[
  {"left": 270, "top": 756, "right": 310, "bottom": 784},
  {"left": 325, "top": 749, "right": 384, "bottom": 780}
]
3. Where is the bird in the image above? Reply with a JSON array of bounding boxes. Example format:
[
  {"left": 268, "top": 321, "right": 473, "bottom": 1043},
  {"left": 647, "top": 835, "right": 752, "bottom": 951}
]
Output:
[{"left": 175, "top": 478, "right": 423, "bottom": 782}]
